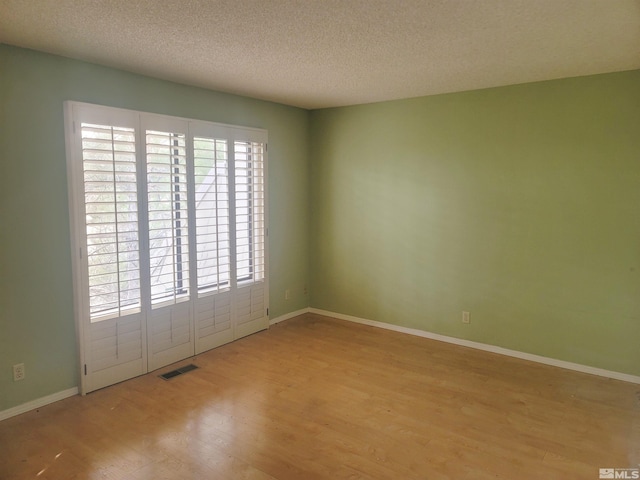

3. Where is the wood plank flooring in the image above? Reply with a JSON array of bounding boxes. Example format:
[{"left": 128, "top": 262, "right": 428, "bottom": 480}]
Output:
[{"left": 1, "top": 313, "right": 638, "bottom": 479}]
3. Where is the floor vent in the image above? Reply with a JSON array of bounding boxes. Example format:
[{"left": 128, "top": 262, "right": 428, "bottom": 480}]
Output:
[{"left": 159, "top": 364, "right": 198, "bottom": 381}]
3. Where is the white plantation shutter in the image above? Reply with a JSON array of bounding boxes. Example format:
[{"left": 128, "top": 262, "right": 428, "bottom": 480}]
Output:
[
  {"left": 195, "top": 291, "right": 232, "bottom": 352},
  {"left": 69, "top": 109, "right": 146, "bottom": 394},
  {"left": 66, "top": 102, "right": 268, "bottom": 394},
  {"left": 81, "top": 123, "right": 141, "bottom": 321},
  {"left": 90, "top": 315, "right": 143, "bottom": 372},
  {"left": 234, "top": 141, "right": 265, "bottom": 284},
  {"left": 146, "top": 130, "right": 190, "bottom": 306},
  {"left": 193, "top": 135, "right": 235, "bottom": 352},
  {"left": 144, "top": 126, "right": 194, "bottom": 370},
  {"left": 233, "top": 141, "right": 267, "bottom": 339},
  {"left": 193, "top": 137, "right": 230, "bottom": 294}
]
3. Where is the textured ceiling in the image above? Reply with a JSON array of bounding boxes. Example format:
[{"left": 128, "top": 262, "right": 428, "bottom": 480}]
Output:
[{"left": 1, "top": 0, "right": 639, "bottom": 109}]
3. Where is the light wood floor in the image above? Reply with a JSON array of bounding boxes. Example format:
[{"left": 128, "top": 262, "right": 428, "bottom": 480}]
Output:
[{"left": 1, "top": 313, "right": 639, "bottom": 479}]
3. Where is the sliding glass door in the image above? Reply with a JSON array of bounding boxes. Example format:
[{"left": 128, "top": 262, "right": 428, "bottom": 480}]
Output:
[{"left": 65, "top": 102, "right": 268, "bottom": 393}]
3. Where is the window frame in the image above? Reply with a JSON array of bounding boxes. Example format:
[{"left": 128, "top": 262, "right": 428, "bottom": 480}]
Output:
[{"left": 66, "top": 101, "right": 268, "bottom": 321}]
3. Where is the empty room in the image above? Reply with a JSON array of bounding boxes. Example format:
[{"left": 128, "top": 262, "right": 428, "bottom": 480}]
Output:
[{"left": 1, "top": 1, "right": 639, "bottom": 479}]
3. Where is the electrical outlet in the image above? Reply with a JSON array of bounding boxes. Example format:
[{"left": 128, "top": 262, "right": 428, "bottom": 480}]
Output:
[
  {"left": 13, "top": 363, "right": 25, "bottom": 382},
  {"left": 462, "top": 311, "right": 470, "bottom": 324},
  {"left": 303, "top": 285, "right": 308, "bottom": 295},
  {"left": 285, "top": 289, "right": 290, "bottom": 300}
]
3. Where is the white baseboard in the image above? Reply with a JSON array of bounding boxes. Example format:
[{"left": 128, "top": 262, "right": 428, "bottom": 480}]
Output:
[
  {"left": 308, "top": 308, "right": 640, "bottom": 385},
  {"left": 0, "top": 387, "right": 79, "bottom": 422},
  {"left": 269, "top": 308, "right": 311, "bottom": 326}
]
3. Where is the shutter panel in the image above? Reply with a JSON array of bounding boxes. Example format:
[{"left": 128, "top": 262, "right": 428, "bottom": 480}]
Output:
[
  {"left": 146, "top": 130, "right": 190, "bottom": 306},
  {"left": 233, "top": 141, "right": 268, "bottom": 339},
  {"left": 193, "top": 136, "right": 234, "bottom": 352},
  {"left": 145, "top": 128, "right": 194, "bottom": 370},
  {"left": 81, "top": 123, "right": 141, "bottom": 320},
  {"left": 90, "top": 315, "right": 143, "bottom": 372},
  {"left": 234, "top": 141, "right": 265, "bottom": 284},
  {"left": 195, "top": 291, "right": 233, "bottom": 352},
  {"left": 193, "top": 137, "right": 230, "bottom": 294},
  {"left": 234, "top": 286, "right": 266, "bottom": 338},
  {"left": 73, "top": 117, "right": 145, "bottom": 393}
]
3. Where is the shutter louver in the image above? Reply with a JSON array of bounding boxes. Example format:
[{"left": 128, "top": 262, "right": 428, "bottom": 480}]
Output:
[
  {"left": 234, "top": 141, "right": 265, "bottom": 284},
  {"left": 81, "top": 123, "right": 141, "bottom": 321},
  {"left": 146, "top": 130, "right": 190, "bottom": 306},
  {"left": 194, "top": 137, "right": 231, "bottom": 294}
]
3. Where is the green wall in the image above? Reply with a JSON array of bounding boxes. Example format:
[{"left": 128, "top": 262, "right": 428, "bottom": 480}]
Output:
[
  {"left": 0, "top": 44, "right": 310, "bottom": 411},
  {"left": 309, "top": 70, "right": 640, "bottom": 376}
]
